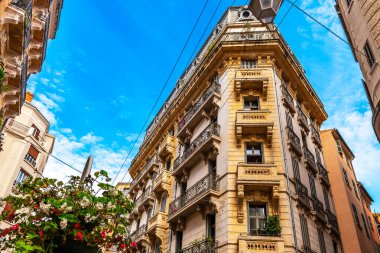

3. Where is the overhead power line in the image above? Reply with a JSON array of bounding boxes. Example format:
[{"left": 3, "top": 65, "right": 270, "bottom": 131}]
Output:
[
  {"left": 277, "top": 0, "right": 299, "bottom": 27},
  {"left": 286, "top": 0, "right": 379, "bottom": 66},
  {"left": 118, "top": 0, "right": 250, "bottom": 184},
  {"left": 112, "top": 0, "right": 211, "bottom": 185}
]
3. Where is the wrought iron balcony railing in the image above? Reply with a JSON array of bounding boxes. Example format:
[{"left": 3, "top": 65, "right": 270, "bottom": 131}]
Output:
[
  {"left": 25, "top": 153, "right": 36, "bottom": 167},
  {"left": 294, "top": 178, "right": 310, "bottom": 209},
  {"left": 135, "top": 187, "right": 153, "bottom": 208},
  {"left": 169, "top": 173, "right": 219, "bottom": 216},
  {"left": 312, "top": 197, "right": 326, "bottom": 223},
  {"left": 318, "top": 163, "right": 330, "bottom": 186},
  {"left": 326, "top": 209, "right": 339, "bottom": 234},
  {"left": 286, "top": 127, "right": 302, "bottom": 156},
  {"left": 131, "top": 225, "right": 147, "bottom": 241},
  {"left": 178, "top": 238, "right": 218, "bottom": 253},
  {"left": 303, "top": 147, "right": 317, "bottom": 174},
  {"left": 173, "top": 123, "right": 220, "bottom": 174},
  {"left": 297, "top": 106, "right": 309, "bottom": 132},
  {"left": 303, "top": 246, "right": 317, "bottom": 253},
  {"left": 177, "top": 82, "right": 221, "bottom": 135},
  {"left": 281, "top": 85, "right": 295, "bottom": 113}
]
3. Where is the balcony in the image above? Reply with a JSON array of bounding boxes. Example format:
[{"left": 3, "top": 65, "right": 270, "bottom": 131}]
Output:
[
  {"left": 180, "top": 238, "right": 218, "bottom": 253},
  {"left": 318, "top": 163, "right": 330, "bottom": 187},
  {"left": 147, "top": 212, "right": 168, "bottom": 236},
  {"left": 238, "top": 235, "right": 285, "bottom": 253},
  {"left": 286, "top": 127, "right": 302, "bottom": 157},
  {"left": 173, "top": 123, "right": 220, "bottom": 177},
  {"left": 281, "top": 85, "right": 295, "bottom": 114},
  {"left": 135, "top": 187, "right": 154, "bottom": 212},
  {"left": 303, "top": 147, "right": 317, "bottom": 174},
  {"left": 326, "top": 209, "right": 339, "bottom": 235},
  {"left": 310, "top": 125, "right": 322, "bottom": 148},
  {"left": 130, "top": 225, "right": 147, "bottom": 242},
  {"left": 153, "top": 170, "right": 172, "bottom": 194},
  {"left": 235, "top": 110, "right": 274, "bottom": 145},
  {"left": 311, "top": 197, "right": 327, "bottom": 224},
  {"left": 234, "top": 69, "right": 269, "bottom": 101},
  {"left": 177, "top": 82, "right": 221, "bottom": 141},
  {"left": 297, "top": 107, "right": 310, "bottom": 133},
  {"left": 158, "top": 134, "right": 177, "bottom": 159},
  {"left": 130, "top": 154, "right": 159, "bottom": 192},
  {"left": 236, "top": 163, "right": 279, "bottom": 193},
  {"left": 6, "top": 119, "right": 46, "bottom": 148},
  {"left": 24, "top": 153, "right": 36, "bottom": 167},
  {"left": 168, "top": 173, "right": 219, "bottom": 222},
  {"left": 293, "top": 178, "right": 311, "bottom": 210}
]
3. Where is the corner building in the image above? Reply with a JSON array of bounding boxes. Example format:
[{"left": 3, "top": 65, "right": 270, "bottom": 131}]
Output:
[{"left": 127, "top": 7, "right": 341, "bottom": 253}]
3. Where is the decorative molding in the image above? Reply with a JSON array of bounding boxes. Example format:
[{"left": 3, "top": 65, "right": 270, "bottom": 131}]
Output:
[{"left": 245, "top": 191, "right": 270, "bottom": 202}]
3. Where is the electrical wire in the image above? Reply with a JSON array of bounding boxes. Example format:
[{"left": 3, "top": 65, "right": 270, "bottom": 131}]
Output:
[
  {"left": 286, "top": 0, "right": 379, "bottom": 66},
  {"left": 111, "top": 0, "right": 211, "bottom": 185},
  {"left": 277, "top": 0, "right": 299, "bottom": 28}
]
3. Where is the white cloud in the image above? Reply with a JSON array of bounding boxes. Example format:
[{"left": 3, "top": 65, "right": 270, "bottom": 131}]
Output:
[{"left": 80, "top": 132, "right": 104, "bottom": 144}]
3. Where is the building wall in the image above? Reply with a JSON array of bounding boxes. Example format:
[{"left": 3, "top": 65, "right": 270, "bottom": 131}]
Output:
[
  {"left": 321, "top": 129, "right": 377, "bottom": 253},
  {"left": 0, "top": 101, "right": 55, "bottom": 197},
  {"left": 127, "top": 6, "right": 342, "bottom": 253}
]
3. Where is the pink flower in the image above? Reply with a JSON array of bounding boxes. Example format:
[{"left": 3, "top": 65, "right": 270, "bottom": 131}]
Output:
[
  {"left": 120, "top": 243, "right": 126, "bottom": 249},
  {"left": 11, "top": 224, "right": 19, "bottom": 231},
  {"left": 131, "top": 241, "right": 137, "bottom": 248},
  {"left": 38, "top": 230, "right": 43, "bottom": 237},
  {"left": 100, "top": 231, "right": 106, "bottom": 238},
  {"left": 74, "top": 223, "right": 80, "bottom": 229}
]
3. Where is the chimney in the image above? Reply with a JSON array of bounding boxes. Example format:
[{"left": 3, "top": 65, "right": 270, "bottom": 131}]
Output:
[{"left": 25, "top": 91, "right": 34, "bottom": 103}]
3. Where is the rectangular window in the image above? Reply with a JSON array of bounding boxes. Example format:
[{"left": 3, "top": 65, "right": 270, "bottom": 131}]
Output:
[
  {"left": 352, "top": 204, "right": 361, "bottom": 227},
  {"left": 362, "top": 214, "right": 370, "bottom": 237},
  {"left": 317, "top": 228, "right": 327, "bottom": 253},
  {"left": 175, "top": 231, "right": 183, "bottom": 252},
  {"left": 292, "top": 156, "right": 300, "bottom": 179},
  {"left": 14, "top": 169, "right": 30, "bottom": 185},
  {"left": 368, "top": 216, "right": 374, "bottom": 231},
  {"left": 345, "top": 0, "right": 352, "bottom": 7},
  {"left": 25, "top": 145, "right": 39, "bottom": 167},
  {"left": 243, "top": 97, "right": 259, "bottom": 110},
  {"left": 336, "top": 140, "right": 343, "bottom": 156},
  {"left": 246, "top": 143, "right": 263, "bottom": 163},
  {"left": 308, "top": 172, "right": 317, "bottom": 197},
  {"left": 242, "top": 59, "right": 257, "bottom": 69},
  {"left": 352, "top": 180, "right": 360, "bottom": 199},
  {"left": 364, "top": 41, "right": 376, "bottom": 68},
  {"left": 166, "top": 159, "right": 171, "bottom": 171},
  {"left": 286, "top": 111, "right": 293, "bottom": 129},
  {"left": 169, "top": 128, "right": 174, "bottom": 136},
  {"left": 31, "top": 124, "right": 40, "bottom": 140},
  {"left": 323, "top": 188, "right": 331, "bottom": 211},
  {"left": 248, "top": 203, "right": 267, "bottom": 235},
  {"left": 343, "top": 169, "right": 350, "bottom": 186},
  {"left": 300, "top": 214, "right": 311, "bottom": 248}
]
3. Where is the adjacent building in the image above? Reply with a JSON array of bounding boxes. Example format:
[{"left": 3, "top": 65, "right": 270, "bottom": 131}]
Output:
[
  {"left": 116, "top": 182, "right": 131, "bottom": 196},
  {"left": 126, "top": 6, "right": 342, "bottom": 253},
  {"left": 335, "top": 0, "right": 380, "bottom": 141},
  {"left": 320, "top": 129, "right": 378, "bottom": 253},
  {"left": 0, "top": 0, "right": 63, "bottom": 124},
  {"left": 0, "top": 91, "right": 54, "bottom": 197}
]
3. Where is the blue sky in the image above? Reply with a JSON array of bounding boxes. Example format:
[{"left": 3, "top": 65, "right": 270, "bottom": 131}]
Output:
[{"left": 29, "top": 0, "right": 380, "bottom": 210}]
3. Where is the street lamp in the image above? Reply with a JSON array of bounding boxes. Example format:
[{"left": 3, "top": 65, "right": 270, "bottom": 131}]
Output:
[{"left": 249, "top": 0, "right": 283, "bottom": 24}]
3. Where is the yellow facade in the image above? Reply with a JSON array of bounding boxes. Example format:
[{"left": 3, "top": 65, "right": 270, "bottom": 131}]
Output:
[{"left": 127, "top": 7, "right": 341, "bottom": 253}]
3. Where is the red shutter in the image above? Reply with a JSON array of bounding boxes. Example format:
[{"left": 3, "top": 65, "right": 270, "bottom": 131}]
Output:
[{"left": 28, "top": 145, "right": 39, "bottom": 159}]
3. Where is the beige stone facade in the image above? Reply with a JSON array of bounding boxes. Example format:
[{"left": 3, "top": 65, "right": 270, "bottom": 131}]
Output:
[
  {"left": 0, "top": 91, "right": 54, "bottom": 197},
  {"left": 335, "top": 0, "right": 380, "bottom": 141},
  {"left": 127, "top": 7, "right": 342, "bottom": 253},
  {"left": 0, "top": 0, "right": 63, "bottom": 123},
  {"left": 320, "top": 129, "right": 378, "bottom": 253}
]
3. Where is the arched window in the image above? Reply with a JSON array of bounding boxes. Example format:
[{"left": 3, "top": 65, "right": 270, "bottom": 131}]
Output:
[{"left": 160, "top": 193, "right": 167, "bottom": 212}]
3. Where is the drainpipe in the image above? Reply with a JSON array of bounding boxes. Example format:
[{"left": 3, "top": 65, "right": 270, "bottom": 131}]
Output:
[{"left": 272, "top": 65, "right": 298, "bottom": 253}]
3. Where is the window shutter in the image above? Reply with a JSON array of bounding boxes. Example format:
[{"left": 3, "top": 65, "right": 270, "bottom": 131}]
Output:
[{"left": 28, "top": 145, "right": 39, "bottom": 159}]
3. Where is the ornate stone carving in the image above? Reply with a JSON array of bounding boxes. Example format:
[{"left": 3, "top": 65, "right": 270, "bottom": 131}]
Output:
[
  {"left": 238, "top": 185, "right": 245, "bottom": 198},
  {"left": 237, "top": 211, "right": 244, "bottom": 223},
  {"left": 245, "top": 191, "right": 270, "bottom": 202},
  {"left": 236, "top": 126, "right": 242, "bottom": 145},
  {"left": 247, "top": 241, "right": 277, "bottom": 251},
  {"left": 235, "top": 81, "right": 242, "bottom": 101},
  {"left": 262, "top": 80, "right": 268, "bottom": 101}
]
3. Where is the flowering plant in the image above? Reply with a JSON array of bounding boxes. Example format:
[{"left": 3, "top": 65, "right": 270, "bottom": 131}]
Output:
[{"left": 0, "top": 170, "right": 135, "bottom": 253}]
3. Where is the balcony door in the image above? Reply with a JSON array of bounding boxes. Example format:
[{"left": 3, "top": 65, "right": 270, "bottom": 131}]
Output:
[
  {"left": 175, "top": 231, "right": 183, "bottom": 253},
  {"left": 206, "top": 214, "right": 216, "bottom": 239}
]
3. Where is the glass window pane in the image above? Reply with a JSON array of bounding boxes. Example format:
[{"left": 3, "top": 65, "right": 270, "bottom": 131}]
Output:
[
  {"left": 257, "top": 206, "right": 266, "bottom": 217},
  {"left": 247, "top": 155, "right": 255, "bottom": 163},
  {"left": 259, "top": 218, "right": 266, "bottom": 229}
]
